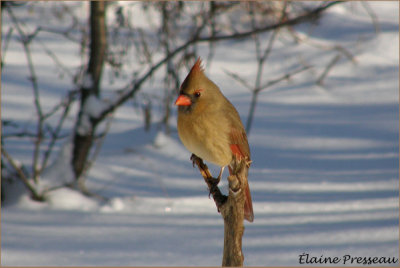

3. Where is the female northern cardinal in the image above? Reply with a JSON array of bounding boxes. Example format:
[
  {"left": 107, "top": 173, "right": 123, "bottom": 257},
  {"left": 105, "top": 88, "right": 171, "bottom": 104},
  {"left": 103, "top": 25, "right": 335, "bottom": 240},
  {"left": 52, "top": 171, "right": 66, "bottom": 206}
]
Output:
[{"left": 175, "top": 58, "right": 254, "bottom": 222}]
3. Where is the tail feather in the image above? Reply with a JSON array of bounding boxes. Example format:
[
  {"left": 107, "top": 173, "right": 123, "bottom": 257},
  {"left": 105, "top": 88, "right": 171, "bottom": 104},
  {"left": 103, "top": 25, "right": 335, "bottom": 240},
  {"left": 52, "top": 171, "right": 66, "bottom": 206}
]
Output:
[{"left": 243, "top": 179, "right": 254, "bottom": 222}]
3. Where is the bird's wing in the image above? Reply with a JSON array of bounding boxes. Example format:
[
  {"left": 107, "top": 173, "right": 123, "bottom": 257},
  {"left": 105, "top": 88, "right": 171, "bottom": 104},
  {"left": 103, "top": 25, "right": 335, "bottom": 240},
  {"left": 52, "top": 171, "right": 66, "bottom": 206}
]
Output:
[{"left": 229, "top": 128, "right": 251, "bottom": 162}]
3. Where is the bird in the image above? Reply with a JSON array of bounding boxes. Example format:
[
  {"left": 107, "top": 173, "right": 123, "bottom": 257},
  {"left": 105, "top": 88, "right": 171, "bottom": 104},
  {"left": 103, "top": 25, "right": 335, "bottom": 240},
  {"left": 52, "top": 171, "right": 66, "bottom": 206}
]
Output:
[{"left": 175, "top": 58, "right": 254, "bottom": 222}]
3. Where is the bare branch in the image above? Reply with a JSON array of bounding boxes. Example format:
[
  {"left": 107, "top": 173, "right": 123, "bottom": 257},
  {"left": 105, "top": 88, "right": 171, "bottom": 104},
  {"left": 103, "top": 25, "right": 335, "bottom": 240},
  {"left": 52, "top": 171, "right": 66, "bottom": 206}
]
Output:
[
  {"left": 96, "top": 1, "right": 342, "bottom": 123},
  {"left": 197, "top": 1, "right": 342, "bottom": 43},
  {"left": 1, "top": 147, "right": 43, "bottom": 201},
  {"left": 223, "top": 69, "right": 253, "bottom": 91},
  {"left": 1, "top": 27, "right": 14, "bottom": 68},
  {"left": 35, "top": 37, "right": 75, "bottom": 80},
  {"left": 245, "top": 2, "right": 289, "bottom": 134},
  {"left": 289, "top": 30, "right": 357, "bottom": 64},
  {"left": 360, "top": 1, "right": 380, "bottom": 34},
  {"left": 40, "top": 91, "right": 76, "bottom": 173},
  {"left": 316, "top": 54, "right": 341, "bottom": 86},
  {"left": 333, "top": 45, "right": 357, "bottom": 64},
  {"left": 258, "top": 65, "right": 312, "bottom": 92},
  {"left": 80, "top": 112, "right": 115, "bottom": 185},
  {"left": 190, "top": 154, "right": 246, "bottom": 266},
  {"left": 6, "top": 6, "right": 46, "bottom": 184}
]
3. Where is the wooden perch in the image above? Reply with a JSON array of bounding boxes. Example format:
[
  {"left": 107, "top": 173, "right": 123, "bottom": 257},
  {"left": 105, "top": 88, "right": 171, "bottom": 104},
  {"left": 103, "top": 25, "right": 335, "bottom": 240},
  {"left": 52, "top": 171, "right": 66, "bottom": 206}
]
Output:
[{"left": 191, "top": 154, "right": 245, "bottom": 266}]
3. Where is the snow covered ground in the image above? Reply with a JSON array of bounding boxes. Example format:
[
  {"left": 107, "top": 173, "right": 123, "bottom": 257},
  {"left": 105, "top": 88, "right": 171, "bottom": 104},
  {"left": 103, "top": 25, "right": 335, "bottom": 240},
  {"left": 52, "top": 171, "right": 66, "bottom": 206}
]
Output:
[{"left": 2, "top": 2, "right": 399, "bottom": 266}]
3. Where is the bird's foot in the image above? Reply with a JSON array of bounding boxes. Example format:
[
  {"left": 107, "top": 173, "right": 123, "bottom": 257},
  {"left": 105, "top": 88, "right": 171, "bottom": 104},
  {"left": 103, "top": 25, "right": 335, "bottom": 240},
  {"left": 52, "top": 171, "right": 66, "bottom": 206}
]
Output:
[{"left": 190, "top": 153, "right": 222, "bottom": 200}]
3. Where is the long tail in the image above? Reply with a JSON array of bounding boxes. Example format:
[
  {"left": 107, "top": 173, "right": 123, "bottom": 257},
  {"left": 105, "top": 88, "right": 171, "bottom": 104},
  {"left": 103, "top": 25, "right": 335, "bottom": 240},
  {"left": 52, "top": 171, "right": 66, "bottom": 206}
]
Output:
[
  {"left": 243, "top": 178, "right": 254, "bottom": 222},
  {"left": 228, "top": 165, "right": 254, "bottom": 222}
]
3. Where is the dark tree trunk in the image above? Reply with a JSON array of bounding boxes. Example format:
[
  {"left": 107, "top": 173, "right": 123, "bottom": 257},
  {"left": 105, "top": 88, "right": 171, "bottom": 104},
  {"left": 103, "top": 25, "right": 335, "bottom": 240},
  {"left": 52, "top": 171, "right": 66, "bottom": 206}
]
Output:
[
  {"left": 87, "top": 1, "right": 107, "bottom": 95},
  {"left": 72, "top": 2, "right": 107, "bottom": 185}
]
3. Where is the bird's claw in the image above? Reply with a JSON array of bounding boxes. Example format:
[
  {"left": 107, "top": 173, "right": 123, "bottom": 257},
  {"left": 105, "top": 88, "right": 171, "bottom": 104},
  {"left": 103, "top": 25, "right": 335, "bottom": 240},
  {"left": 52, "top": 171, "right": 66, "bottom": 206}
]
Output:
[
  {"left": 190, "top": 154, "right": 222, "bottom": 199},
  {"left": 190, "top": 154, "right": 197, "bottom": 167}
]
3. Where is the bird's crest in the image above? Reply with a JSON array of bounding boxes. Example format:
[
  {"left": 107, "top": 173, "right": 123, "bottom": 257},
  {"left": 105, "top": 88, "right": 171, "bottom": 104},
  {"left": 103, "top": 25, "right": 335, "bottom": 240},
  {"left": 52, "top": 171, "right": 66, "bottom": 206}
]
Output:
[
  {"left": 180, "top": 57, "right": 205, "bottom": 91},
  {"left": 188, "top": 57, "right": 205, "bottom": 76}
]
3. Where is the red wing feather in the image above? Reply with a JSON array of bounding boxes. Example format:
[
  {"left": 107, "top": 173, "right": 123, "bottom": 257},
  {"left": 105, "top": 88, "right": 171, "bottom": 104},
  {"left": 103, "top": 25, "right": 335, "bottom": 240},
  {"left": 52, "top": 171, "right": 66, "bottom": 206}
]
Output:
[
  {"left": 230, "top": 144, "right": 244, "bottom": 161},
  {"left": 229, "top": 129, "right": 250, "bottom": 162}
]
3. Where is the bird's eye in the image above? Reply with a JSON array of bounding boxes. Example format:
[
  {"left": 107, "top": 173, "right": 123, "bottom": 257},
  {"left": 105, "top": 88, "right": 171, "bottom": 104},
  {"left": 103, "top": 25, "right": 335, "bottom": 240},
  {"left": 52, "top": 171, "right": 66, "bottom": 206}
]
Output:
[{"left": 194, "top": 91, "right": 201, "bottom": 98}]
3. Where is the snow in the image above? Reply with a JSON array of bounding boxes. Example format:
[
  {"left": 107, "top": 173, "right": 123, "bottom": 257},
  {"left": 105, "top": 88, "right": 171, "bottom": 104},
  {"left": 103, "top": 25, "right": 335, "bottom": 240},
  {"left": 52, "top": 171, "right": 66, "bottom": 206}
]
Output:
[
  {"left": 76, "top": 95, "right": 111, "bottom": 135},
  {"left": 84, "top": 95, "right": 109, "bottom": 119},
  {"left": 46, "top": 188, "right": 100, "bottom": 211},
  {"left": 1, "top": 2, "right": 399, "bottom": 267}
]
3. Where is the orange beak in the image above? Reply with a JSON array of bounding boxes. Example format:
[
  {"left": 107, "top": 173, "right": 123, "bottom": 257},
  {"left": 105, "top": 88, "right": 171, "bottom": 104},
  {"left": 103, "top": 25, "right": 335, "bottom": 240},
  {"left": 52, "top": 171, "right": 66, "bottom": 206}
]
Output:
[{"left": 175, "top": 95, "right": 192, "bottom": 106}]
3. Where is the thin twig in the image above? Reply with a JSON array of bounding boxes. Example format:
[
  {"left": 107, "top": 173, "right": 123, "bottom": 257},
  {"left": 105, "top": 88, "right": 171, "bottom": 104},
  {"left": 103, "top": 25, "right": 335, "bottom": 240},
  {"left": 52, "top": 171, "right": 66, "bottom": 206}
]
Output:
[
  {"left": 360, "top": 1, "right": 380, "bottom": 34},
  {"left": 258, "top": 65, "right": 312, "bottom": 92},
  {"left": 1, "top": 27, "right": 14, "bottom": 68},
  {"left": 198, "top": 1, "right": 341, "bottom": 42},
  {"left": 40, "top": 91, "right": 76, "bottom": 173},
  {"left": 223, "top": 69, "right": 253, "bottom": 91},
  {"left": 289, "top": 29, "right": 357, "bottom": 64},
  {"left": 316, "top": 54, "right": 341, "bottom": 86},
  {"left": 83, "top": 112, "right": 114, "bottom": 178},
  {"left": 245, "top": 2, "right": 288, "bottom": 134},
  {"left": 35, "top": 36, "right": 75, "bottom": 79},
  {"left": 7, "top": 6, "right": 45, "bottom": 184}
]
